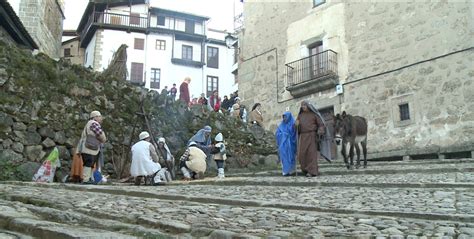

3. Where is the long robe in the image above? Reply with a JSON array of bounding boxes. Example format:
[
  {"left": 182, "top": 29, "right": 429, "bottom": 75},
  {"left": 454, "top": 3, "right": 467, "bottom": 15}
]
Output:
[
  {"left": 296, "top": 111, "right": 324, "bottom": 175},
  {"left": 179, "top": 82, "right": 190, "bottom": 104},
  {"left": 275, "top": 112, "right": 297, "bottom": 175}
]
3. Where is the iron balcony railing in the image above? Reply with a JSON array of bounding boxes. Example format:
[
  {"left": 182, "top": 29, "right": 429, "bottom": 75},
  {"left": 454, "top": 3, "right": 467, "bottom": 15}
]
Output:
[{"left": 286, "top": 50, "right": 338, "bottom": 87}]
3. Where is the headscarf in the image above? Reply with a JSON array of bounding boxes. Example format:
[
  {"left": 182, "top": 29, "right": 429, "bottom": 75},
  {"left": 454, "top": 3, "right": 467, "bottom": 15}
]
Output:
[
  {"left": 298, "top": 100, "right": 333, "bottom": 162},
  {"left": 158, "top": 137, "right": 173, "bottom": 161},
  {"left": 188, "top": 125, "right": 212, "bottom": 146},
  {"left": 275, "top": 112, "right": 297, "bottom": 174}
]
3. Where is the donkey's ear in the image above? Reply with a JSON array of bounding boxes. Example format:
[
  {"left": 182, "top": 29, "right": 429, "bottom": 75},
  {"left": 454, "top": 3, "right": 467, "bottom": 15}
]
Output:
[{"left": 342, "top": 111, "right": 347, "bottom": 117}]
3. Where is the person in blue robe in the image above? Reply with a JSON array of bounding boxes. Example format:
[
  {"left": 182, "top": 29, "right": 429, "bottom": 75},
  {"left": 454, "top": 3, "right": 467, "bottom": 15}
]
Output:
[{"left": 275, "top": 111, "right": 297, "bottom": 176}]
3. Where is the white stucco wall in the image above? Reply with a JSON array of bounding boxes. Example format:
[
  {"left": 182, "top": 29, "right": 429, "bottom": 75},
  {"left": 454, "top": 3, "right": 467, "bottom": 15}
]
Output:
[{"left": 84, "top": 33, "right": 96, "bottom": 68}]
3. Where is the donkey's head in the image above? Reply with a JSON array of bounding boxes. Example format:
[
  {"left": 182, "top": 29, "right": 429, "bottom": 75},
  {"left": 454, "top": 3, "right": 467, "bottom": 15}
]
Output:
[{"left": 334, "top": 111, "right": 349, "bottom": 145}]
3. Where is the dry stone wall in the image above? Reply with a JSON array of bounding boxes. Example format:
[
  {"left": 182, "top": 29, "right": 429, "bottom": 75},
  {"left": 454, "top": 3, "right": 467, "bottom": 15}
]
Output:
[{"left": 0, "top": 40, "right": 276, "bottom": 181}]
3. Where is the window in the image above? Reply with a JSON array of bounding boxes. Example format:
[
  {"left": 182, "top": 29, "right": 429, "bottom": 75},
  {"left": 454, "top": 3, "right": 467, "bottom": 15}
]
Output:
[
  {"left": 182, "top": 45, "right": 193, "bottom": 60},
  {"left": 130, "top": 62, "right": 144, "bottom": 83},
  {"left": 64, "top": 48, "right": 71, "bottom": 57},
  {"left": 157, "top": 16, "right": 165, "bottom": 26},
  {"left": 206, "top": 76, "right": 219, "bottom": 97},
  {"left": 207, "top": 46, "right": 219, "bottom": 68},
  {"left": 156, "top": 40, "right": 166, "bottom": 50},
  {"left": 313, "top": 0, "right": 325, "bottom": 7},
  {"left": 150, "top": 68, "right": 160, "bottom": 89},
  {"left": 185, "top": 19, "right": 195, "bottom": 34},
  {"left": 399, "top": 103, "right": 410, "bottom": 121},
  {"left": 130, "top": 13, "right": 140, "bottom": 25},
  {"left": 134, "top": 38, "right": 144, "bottom": 50}
]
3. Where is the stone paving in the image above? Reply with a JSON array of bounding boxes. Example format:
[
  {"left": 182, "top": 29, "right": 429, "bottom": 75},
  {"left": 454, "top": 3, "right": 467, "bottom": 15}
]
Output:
[{"left": 0, "top": 158, "right": 473, "bottom": 238}]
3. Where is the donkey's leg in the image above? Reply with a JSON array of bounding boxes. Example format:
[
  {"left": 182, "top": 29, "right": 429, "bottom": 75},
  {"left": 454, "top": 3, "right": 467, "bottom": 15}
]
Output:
[
  {"left": 349, "top": 143, "right": 355, "bottom": 169},
  {"left": 355, "top": 143, "right": 361, "bottom": 169},
  {"left": 361, "top": 139, "right": 368, "bottom": 168},
  {"left": 342, "top": 143, "right": 350, "bottom": 169}
]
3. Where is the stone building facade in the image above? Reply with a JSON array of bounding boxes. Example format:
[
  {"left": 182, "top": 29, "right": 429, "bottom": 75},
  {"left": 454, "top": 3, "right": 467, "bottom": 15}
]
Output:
[
  {"left": 17, "top": 0, "right": 64, "bottom": 58},
  {"left": 238, "top": 1, "right": 474, "bottom": 159},
  {"left": 60, "top": 37, "right": 85, "bottom": 65}
]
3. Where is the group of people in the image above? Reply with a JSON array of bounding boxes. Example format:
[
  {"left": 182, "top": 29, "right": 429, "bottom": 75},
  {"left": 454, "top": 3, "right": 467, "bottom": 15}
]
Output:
[
  {"left": 275, "top": 101, "right": 332, "bottom": 177},
  {"left": 74, "top": 110, "right": 227, "bottom": 185},
  {"left": 73, "top": 99, "right": 329, "bottom": 184}
]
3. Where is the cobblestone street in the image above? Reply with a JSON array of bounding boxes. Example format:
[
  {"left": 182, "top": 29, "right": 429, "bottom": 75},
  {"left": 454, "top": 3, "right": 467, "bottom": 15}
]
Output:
[{"left": 1, "top": 158, "right": 473, "bottom": 238}]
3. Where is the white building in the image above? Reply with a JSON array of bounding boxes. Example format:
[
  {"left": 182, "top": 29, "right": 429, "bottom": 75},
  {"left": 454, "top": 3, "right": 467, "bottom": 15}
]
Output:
[{"left": 76, "top": 0, "right": 237, "bottom": 98}]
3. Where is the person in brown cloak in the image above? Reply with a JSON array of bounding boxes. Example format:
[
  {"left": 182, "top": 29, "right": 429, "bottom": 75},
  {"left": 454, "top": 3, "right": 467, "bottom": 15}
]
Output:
[{"left": 295, "top": 100, "right": 333, "bottom": 177}]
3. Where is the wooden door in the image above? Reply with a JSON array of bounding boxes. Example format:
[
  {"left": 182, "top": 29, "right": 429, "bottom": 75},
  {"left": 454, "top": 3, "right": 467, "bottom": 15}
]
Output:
[{"left": 309, "top": 42, "right": 323, "bottom": 77}]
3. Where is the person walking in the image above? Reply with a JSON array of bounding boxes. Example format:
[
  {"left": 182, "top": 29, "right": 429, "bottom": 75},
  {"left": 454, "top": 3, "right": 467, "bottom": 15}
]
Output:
[
  {"left": 275, "top": 111, "right": 297, "bottom": 176},
  {"left": 295, "top": 101, "right": 326, "bottom": 177},
  {"left": 76, "top": 111, "right": 107, "bottom": 184}
]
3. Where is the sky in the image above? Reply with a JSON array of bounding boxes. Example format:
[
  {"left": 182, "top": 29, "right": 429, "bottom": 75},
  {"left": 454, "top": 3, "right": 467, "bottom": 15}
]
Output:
[{"left": 63, "top": 0, "right": 242, "bottom": 31}]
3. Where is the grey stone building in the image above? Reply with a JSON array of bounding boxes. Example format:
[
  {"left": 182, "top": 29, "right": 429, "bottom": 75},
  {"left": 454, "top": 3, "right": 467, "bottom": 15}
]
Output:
[
  {"left": 0, "top": 0, "right": 38, "bottom": 50},
  {"left": 238, "top": 1, "right": 473, "bottom": 159},
  {"left": 17, "top": 0, "right": 65, "bottom": 58}
]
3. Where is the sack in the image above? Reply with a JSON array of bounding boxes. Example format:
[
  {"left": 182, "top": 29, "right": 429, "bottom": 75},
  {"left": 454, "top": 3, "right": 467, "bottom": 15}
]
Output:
[{"left": 85, "top": 134, "right": 100, "bottom": 150}]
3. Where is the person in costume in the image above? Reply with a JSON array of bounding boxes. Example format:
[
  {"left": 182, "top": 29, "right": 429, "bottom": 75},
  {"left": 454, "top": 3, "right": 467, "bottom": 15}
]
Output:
[
  {"left": 295, "top": 100, "right": 332, "bottom": 177},
  {"left": 275, "top": 111, "right": 297, "bottom": 176}
]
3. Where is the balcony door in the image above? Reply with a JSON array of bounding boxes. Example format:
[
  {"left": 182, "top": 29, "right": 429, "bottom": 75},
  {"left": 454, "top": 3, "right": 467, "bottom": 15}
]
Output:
[{"left": 309, "top": 42, "right": 323, "bottom": 78}]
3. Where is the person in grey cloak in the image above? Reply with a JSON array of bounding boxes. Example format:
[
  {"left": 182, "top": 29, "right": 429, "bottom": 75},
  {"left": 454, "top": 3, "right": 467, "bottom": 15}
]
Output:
[
  {"left": 295, "top": 100, "right": 333, "bottom": 177},
  {"left": 188, "top": 125, "right": 212, "bottom": 155}
]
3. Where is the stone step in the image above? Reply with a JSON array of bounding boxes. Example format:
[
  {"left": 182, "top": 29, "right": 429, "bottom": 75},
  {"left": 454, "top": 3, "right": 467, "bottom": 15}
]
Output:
[
  {"left": 0, "top": 202, "right": 137, "bottom": 239},
  {"left": 2, "top": 183, "right": 474, "bottom": 237}
]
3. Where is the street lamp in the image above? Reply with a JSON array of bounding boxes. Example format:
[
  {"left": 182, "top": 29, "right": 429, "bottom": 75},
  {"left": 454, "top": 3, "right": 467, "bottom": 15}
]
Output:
[{"left": 225, "top": 33, "right": 237, "bottom": 49}]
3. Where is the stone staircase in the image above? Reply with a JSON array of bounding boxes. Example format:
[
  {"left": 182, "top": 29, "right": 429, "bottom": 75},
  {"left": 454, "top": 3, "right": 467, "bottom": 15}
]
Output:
[{"left": 0, "top": 158, "right": 473, "bottom": 238}]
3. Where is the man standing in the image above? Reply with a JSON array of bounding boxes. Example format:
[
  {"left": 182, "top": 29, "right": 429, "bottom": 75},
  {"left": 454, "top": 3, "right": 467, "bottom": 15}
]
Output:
[
  {"left": 76, "top": 111, "right": 107, "bottom": 184},
  {"left": 179, "top": 77, "right": 191, "bottom": 105},
  {"left": 295, "top": 101, "right": 328, "bottom": 177},
  {"left": 170, "top": 83, "right": 177, "bottom": 101}
]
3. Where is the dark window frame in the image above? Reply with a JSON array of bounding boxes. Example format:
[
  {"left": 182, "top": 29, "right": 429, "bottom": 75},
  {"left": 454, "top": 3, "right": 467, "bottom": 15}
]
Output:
[
  {"left": 150, "top": 68, "right": 161, "bottom": 89},
  {"left": 313, "top": 0, "right": 326, "bottom": 7},
  {"left": 64, "top": 48, "right": 71, "bottom": 57},
  {"left": 134, "top": 38, "right": 144, "bottom": 50},
  {"left": 157, "top": 15, "right": 166, "bottom": 26},
  {"left": 182, "top": 45, "right": 193, "bottom": 60},
  {"left": 130, "top": 62, "right": 144, "bottom": 83},
  {"left": 130, "top": 13, "right": 140, "bottom": 25},
  {"left": 156, "top": 40, "right": 166, "bottom": 50},
  {"left": 207, "top": 46, "right": 219, "bottom": 68},
  {"left": 399, "top": 103, "right": 410, "bottom": 121},
  {"left": 206, "top": 75, "right": 219, "bottom": 97},
  {"left": 185, "top": 19, "right": 195, "bottom": 34}
]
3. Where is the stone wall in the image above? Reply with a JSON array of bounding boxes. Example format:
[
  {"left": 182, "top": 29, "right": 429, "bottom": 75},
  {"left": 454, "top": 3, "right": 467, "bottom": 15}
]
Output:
[
  {"left": 238, "top": 1, "right": 311, "bottom": 130},
  {"left": 18, "top": 0, "right": 63, "bottom": 58},
  {"left": 238, "top": 1, "right": 474, "bottom": 158},
  {"left": 342, "top": 2, "right": 474, "bottom": 157}
]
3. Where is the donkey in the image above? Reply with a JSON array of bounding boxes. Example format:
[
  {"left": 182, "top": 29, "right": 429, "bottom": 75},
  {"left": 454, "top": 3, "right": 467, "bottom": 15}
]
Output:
[{"left": 334, "top": 111, "right": 368, "bottom": 169}]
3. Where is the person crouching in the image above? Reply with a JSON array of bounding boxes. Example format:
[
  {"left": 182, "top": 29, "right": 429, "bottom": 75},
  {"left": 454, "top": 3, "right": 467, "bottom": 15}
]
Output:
[
  {"left": 213, "top": 133, "right": 227, "bottom": 178},
  {"left": 130, "top": 131, "right": 163, "bottom": 185},
  {"left": 179, "top": 141, "right": 207, "bottom": 180}
]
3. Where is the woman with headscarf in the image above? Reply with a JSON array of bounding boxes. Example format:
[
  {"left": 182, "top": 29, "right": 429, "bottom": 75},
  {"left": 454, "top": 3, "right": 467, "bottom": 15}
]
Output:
[
  {"left": 295, "top": 100, "right": 332, "bottom": 177},
  {"left": 249, "top": 103, "right": 264, "bottom": 127},
  {"left": 275, "top": 111, "right": 297, "bottom": 176}
]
